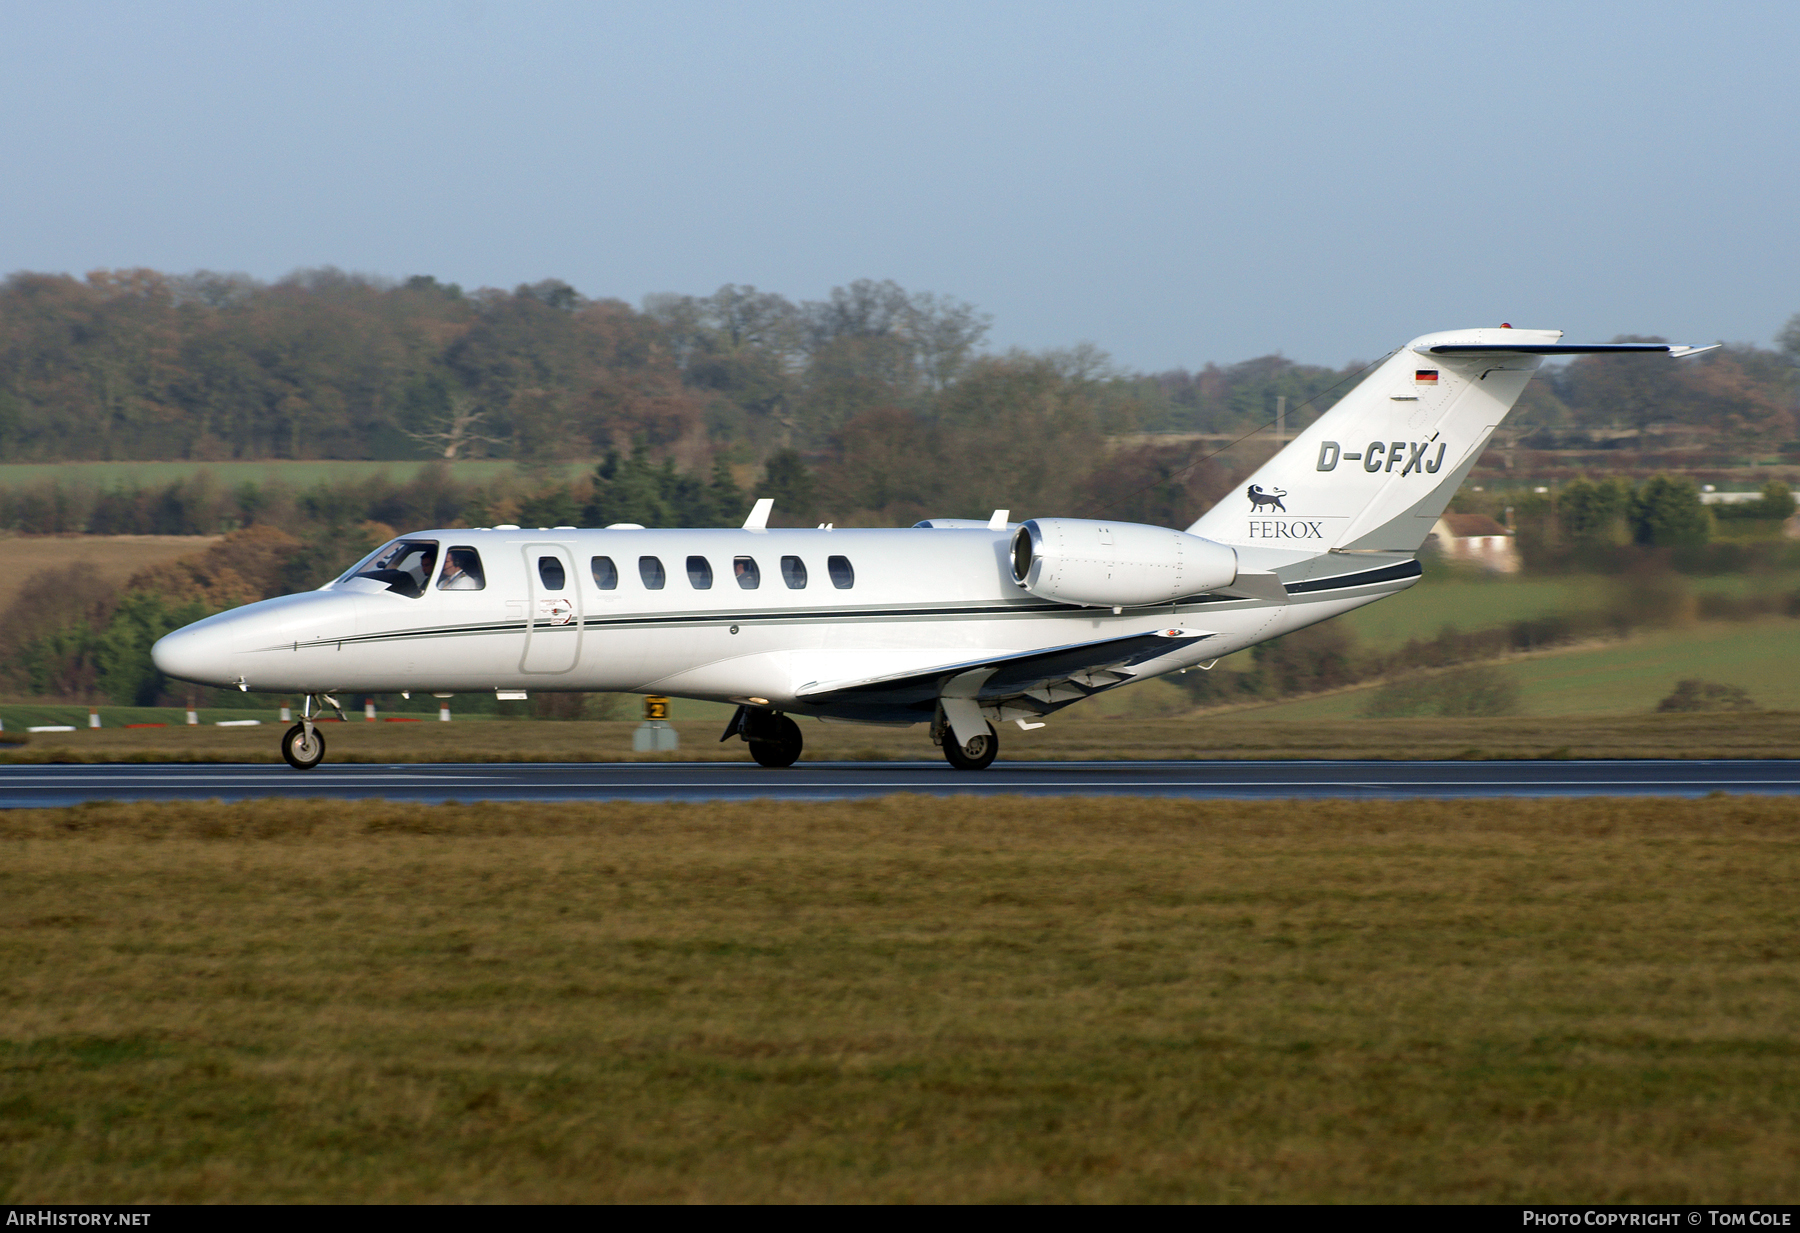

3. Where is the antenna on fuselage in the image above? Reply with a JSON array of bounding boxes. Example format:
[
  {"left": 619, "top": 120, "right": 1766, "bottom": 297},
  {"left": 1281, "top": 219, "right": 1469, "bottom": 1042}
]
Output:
[{"left": 743, "top": 498, "right": 773, "bottom": 531}]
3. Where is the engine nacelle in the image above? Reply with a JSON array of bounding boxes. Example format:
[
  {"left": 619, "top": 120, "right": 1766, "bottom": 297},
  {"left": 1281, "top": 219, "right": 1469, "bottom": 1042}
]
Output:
[{"left": 1009, "top": 518, "right": 1239, "bottom": 607}]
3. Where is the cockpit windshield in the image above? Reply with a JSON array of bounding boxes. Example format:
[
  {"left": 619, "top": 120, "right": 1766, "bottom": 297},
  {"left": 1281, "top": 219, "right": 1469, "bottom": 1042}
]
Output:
[{"left": 339, "top": 539, "right": 440, "bottom": 598}]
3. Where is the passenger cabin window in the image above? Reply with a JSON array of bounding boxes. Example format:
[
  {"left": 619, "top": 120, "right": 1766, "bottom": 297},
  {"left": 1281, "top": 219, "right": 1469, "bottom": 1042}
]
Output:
[
  {"left": 591, "top": 556, "right": 618, "bottom": 589},
  {"left": 828, "top": 555, "right": 855, "bottom": 589},
  {"left": 437, "top": 546, "right": 486, "bottom": 591},
  {"left": 687, "top": 555, "right": 713, "bottom": 589},
  {"left": 538, "top": 556, "right": 566, "bottom": 590},
  {"left": 639, "top": 556, "right": 665, "bottom": 589},
  {"left": 781, "top": 555, "right": 808, "bottom": 589},
  {"left": 733, "top": 556, "right": 760, "bottom": 589},
  {"left": 349, "top": 539, "right": 438, "bottom": 598}
]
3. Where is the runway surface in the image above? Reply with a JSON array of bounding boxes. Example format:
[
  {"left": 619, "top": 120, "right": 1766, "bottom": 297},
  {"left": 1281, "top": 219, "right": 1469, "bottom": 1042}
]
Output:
[{"left": 3, "top": 759, "right": 1799, "bottom": 806}]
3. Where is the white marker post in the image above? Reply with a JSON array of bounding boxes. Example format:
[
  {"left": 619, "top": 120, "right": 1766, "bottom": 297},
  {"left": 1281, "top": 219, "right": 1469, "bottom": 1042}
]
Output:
[
  {"left": 439, "top": 702, "right": 451, "bottom": 722},
  {"left": 365, "top": 698, "right": 377, "bottom": 722},
  {"left": 88, "top": 708, "right": 101, "bottom": 729},
  {"left": 280, "top": 701, "right": 291, "bottom": 722},
  {"left": 186, "top": 695, "right": 199, "bottom": 726}
]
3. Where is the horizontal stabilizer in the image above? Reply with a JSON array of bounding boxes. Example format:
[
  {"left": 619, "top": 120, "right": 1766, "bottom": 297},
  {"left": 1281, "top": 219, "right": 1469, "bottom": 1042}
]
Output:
[
  {"left": 796, "top": 627, "right": 1213, "bottom": 706},
  {"left": 1419, "top": 342, "right": 1720, "bottom": 358}
]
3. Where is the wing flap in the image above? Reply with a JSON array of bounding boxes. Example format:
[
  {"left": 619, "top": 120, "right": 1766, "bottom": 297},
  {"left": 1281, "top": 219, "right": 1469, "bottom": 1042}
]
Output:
[{"left": 795, "top": 627, "right": 1214, "bottom": 707}]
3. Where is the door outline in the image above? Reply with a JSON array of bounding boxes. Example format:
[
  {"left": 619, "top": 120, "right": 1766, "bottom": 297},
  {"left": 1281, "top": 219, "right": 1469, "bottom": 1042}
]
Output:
[{"left": 519, "top": 543, "right": 583, "bottom": 674}]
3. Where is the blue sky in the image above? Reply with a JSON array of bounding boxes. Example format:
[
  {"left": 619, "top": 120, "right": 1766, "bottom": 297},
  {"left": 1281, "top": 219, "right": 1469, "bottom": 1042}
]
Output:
[{"left": 2, "top": 0, "right": 1794, "bottom": 370}]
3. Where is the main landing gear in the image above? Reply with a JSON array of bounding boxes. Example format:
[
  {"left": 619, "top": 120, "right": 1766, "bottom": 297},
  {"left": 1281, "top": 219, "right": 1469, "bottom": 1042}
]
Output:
[
  {"left": 281, "top": 694, "right": 345, "bottom": 771},
  {"left": 721, "top": 706, "right": 804, "bottom": 768},
  {"left": 940, "top": 721, "right": 999, "bottom": 771}
]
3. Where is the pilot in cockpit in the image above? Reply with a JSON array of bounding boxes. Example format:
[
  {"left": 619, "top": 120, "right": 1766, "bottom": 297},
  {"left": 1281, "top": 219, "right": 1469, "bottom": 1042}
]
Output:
[{"left": 437, "top": 547, "right": 484, "bottom": 591}]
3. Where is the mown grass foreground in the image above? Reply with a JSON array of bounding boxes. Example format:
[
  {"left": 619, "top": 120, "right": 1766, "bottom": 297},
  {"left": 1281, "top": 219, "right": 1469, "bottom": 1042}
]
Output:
[{"left": 3, "top": 796, "right": 1798, "bottom": 1203}]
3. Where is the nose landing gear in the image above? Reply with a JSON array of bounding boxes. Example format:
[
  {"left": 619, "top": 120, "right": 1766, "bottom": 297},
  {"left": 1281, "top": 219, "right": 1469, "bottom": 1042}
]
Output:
[
  {"left": 281, "top": 694, "right": 345, "bottom": 771},
  {"left": 282, "top": 722, "right": 326, "bottom": 770}
]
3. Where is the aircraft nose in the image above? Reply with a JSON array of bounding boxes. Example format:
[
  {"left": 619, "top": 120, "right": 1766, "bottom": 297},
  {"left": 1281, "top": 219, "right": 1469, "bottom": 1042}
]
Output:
[{"left": 152, "top": 625, "right": 232, "bottom": 686}]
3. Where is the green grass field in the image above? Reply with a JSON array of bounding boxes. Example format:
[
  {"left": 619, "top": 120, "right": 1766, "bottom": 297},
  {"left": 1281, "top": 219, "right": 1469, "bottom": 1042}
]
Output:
[
  {"left": 1250, "top": 618, "right": 1800, "bottom": 721},
  {"left": 1338, "top": 569, "right": 1800, "bottom": 650},
  {"left": 1338, "top": 573, "right": 1603, "bottom": 648},
  {"left": 2, "top": 795, "right": 1796, "bottom": 1203},
  {"left": 0, "top": 459, "right": 595, "bottom": 489}
]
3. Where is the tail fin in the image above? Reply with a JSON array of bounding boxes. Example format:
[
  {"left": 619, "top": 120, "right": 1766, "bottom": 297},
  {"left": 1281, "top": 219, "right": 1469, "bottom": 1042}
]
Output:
[{"left": 1186, "top": 327, "right": 1713, "bottom": 554}]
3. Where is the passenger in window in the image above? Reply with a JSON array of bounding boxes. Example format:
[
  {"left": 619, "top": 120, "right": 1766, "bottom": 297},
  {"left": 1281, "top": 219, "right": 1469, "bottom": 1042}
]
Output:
[
  {"left": 437, "top": 547, "right": 486, "bottom": 590},
  {"left": 592, "top": 556, "right": 618, "bottom": 589},
  {"left": 734, "top": 556, "right": 760, "bottom": 589},
  {"left": 828, "top": 555, "right": 854, "bottom": 589},
  {"left": 781, "top": 556, "right": 808, "bottom": 589}
]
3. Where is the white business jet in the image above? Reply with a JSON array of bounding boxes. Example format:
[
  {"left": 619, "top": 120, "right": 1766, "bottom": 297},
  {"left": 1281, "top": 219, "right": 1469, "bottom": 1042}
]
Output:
[{"left": 151, "top": 327, "right": 1714, "bottom": 771}]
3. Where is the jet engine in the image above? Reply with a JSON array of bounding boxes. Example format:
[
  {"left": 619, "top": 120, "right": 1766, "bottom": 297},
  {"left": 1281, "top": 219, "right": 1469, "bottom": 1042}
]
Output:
[{"left": 1009, "top": 518, "right": 1238, "bottom": 607}]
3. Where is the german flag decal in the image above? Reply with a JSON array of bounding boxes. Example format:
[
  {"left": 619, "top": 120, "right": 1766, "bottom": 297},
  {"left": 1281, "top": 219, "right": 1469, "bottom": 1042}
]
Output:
[{"left": 1414, "top": 369, "right": 1439, "bottom": 384}]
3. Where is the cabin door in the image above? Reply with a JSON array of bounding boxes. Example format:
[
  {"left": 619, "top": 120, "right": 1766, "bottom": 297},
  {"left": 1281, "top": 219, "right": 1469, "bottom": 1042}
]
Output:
[{"left": 519, "top": 544, "right": 583, "bottom": 674}]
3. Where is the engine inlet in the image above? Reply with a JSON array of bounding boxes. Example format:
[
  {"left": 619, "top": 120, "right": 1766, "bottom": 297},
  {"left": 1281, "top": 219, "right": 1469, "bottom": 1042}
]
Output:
[{"left": 1010, "top": 525, "right": 1034, "bottom": 584}]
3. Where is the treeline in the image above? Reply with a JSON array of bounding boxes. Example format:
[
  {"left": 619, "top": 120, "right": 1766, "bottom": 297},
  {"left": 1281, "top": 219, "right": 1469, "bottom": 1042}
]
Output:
[
  {"left": 3, "top": 266, "right": 1797, "bottom": 529},
  {"left": 1452, "top": 476, "right": 1798, "bottom": 572},
  {"left": 0, "top": 527, "right": 299, "bottom": 707},
  {"left": 4, "top": 268, "right": 1797, "bottom": 470},
  {"left": 0, "top": 268, "right": 1368, "bottom": 467},
  {"left": 1506, "top": 323, "right": 1800, "bottom": 444},
  {"left": 0, "top": 436, "right": 1270, "bottom": 537}
]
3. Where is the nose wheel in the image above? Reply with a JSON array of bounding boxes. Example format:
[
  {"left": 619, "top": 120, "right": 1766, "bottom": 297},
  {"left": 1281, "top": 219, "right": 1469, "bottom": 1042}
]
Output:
[
  {"left": 282, "top": 722, "right": 327, "bottom": 770},
  {"left": 942, "top": 722, "right": 999, "bottom": 771},
  {"left": 281, "top": 694, "right": 343, "bottom": 770}
]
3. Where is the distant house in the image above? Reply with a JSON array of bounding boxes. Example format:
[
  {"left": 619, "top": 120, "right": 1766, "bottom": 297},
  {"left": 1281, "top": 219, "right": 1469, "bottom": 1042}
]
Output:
[{"left": 1427, "top": 513, "right": 1519, "bottom": 573}]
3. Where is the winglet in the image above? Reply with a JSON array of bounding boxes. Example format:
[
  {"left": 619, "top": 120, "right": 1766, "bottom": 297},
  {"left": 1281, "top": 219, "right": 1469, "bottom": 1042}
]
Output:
[
  {"left": 1667, "top": 344, "right": 1722, "bottom": 359},
  {"left": 987, "top": 509, "right": 1010, "bottom": 531},
  {"left": 743, "top": 498, "right": 774, "bottom": 531}
]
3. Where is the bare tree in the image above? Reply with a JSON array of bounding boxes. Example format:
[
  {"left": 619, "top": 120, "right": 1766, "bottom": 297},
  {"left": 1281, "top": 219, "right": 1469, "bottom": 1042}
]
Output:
[{"left": 406, "top": 391, "right": 500, "bottom": 460}]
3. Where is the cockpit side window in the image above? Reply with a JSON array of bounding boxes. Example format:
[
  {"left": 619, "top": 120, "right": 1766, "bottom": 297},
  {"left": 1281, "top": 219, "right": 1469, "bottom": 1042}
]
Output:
[
  {"left": 437, "top": 546, "right": 486, "bottom": 591},
  {"left": 350, "top": 539, "right": 439, "bottom": 598}
]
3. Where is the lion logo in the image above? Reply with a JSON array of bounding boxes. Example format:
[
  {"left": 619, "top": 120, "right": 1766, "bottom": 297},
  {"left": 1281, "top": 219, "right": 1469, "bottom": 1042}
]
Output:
[{"left": 1246, "top": 485, "right": 1287, "bottom": 513}]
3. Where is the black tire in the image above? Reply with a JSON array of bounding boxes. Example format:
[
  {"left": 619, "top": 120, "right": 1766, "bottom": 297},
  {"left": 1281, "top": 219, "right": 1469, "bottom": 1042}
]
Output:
[
  {"left": 281, "top": 722, "right": 326, "bottom": 771},
  {"left": 942, "top": 722, "right": 998, "bottom": 771},
  {"left": 748, "top": 714, "right": 803, "bottom": 768}
]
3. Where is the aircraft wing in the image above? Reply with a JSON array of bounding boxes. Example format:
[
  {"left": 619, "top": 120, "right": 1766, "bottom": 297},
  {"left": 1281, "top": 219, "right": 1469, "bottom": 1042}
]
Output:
[{"left": 794, "top": 626, "right": 1214, "bottom": 716}]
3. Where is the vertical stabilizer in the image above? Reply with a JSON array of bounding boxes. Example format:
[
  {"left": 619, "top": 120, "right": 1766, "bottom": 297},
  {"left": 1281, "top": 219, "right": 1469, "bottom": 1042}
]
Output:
[{"left": 1186, "top": 328, "right": 1553, "bottom": 553}]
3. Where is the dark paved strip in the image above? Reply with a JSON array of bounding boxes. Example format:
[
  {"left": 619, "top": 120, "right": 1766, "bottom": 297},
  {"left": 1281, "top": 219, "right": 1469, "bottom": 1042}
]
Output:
[{"left": 3, "top": 760, "right": 1799, "bottom": 807}]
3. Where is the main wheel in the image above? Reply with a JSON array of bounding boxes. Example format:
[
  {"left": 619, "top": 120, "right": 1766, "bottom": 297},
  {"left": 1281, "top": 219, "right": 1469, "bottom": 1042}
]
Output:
[
  {"left": 748, "top": 714, "right": 803, "bottom": 768},
  {"left": 281, "top": 722, "right": 327, "bottom": 771},
  {"left": 942, "top": 722, "right": 998, "bottom": 771}
]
